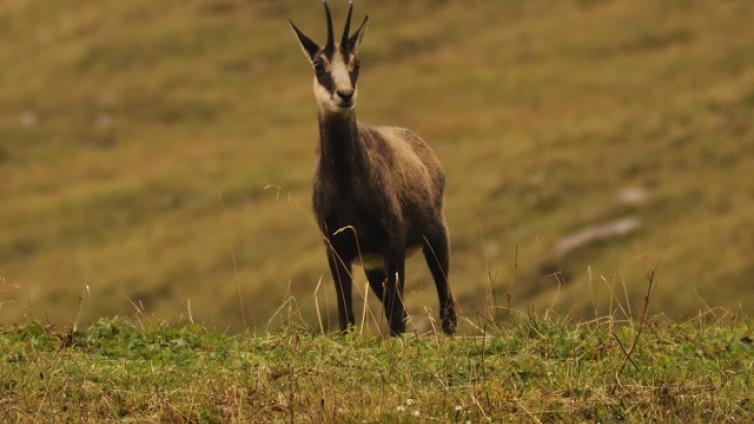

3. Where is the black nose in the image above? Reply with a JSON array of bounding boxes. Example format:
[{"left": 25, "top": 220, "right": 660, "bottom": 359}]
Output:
[{"left": 337, "top": 90, "right": 354, "bottom": 101}]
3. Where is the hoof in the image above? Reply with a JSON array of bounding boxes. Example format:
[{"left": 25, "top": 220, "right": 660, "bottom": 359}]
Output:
[{"left": 441, "top": 305, "right": 457, "bottom": 335}]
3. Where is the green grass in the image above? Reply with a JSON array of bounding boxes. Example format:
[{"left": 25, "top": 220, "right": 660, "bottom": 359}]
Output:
[
  {"left": 1, "top": 0, "right": 754, "bottom": 329},
  {"left": 1, "top": 314, "right": 752, "bottom": 422}
]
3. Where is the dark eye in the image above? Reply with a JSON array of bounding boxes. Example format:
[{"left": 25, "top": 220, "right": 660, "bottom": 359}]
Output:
[
  {"left": 353, "top": 59, "right": 361, "bottom": 70},
  {"left": 314, "top": 62, "right": 326, "bottom": 74}
]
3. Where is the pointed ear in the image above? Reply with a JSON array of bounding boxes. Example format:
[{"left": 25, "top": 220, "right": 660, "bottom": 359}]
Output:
[
  {"left": 346, "top": 16, "right": 368, "bottom": 54},
  {"left": 289, "top": 20, "right": 320, "bottom": 61}
]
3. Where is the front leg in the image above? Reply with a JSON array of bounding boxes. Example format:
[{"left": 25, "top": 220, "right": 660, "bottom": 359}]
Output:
[
  {"left": 383, "top": 247, "right": 407, "bottom": 336},
  {"left": 327, "top": 249, "right": 354, "bottom": 332}
]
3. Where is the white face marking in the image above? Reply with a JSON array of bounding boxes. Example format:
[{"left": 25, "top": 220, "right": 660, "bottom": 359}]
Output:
[
  {"left": 314, "top": 77, "right": 340, "bottom": 114},
  {"left": 313, "top": 47, "right": 359, "bottom": 115},
  {"left": 330, "top": 51, "right": 352, "bottom": 93}
]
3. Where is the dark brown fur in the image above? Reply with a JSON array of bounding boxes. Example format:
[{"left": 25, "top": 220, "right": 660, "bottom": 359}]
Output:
[{"left": 313, "top": 112, "right": 456, "bottom": 335}]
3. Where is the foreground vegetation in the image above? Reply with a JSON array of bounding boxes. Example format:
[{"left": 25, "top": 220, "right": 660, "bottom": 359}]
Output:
[{"left": 0, "top": 314, "right": 752, "bottom": 422}]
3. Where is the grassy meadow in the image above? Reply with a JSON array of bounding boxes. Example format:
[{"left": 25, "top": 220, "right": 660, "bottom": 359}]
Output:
[
  {"left": 1, "top": 315, "right": 753, "bottom": 422},
  {"left": 1, "top": 0, "right": 754, "bottom": 331}
]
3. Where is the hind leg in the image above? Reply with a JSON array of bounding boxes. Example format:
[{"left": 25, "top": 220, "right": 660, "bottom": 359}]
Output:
[
  {"left": 365, "top": 268, "right": 387, "bottom": 302},
  {"left": 423, "top": 227, "right": 457, "bottom": 335}
]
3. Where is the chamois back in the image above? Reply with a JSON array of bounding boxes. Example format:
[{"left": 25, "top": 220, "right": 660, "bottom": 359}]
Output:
[{"left": 361, "top": 126, "right": 445, "bottom": 211}]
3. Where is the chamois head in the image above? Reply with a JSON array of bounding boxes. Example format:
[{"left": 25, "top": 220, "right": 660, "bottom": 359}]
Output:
[{"left": 290, "top": 1, "right": 368, "bottom": 115}]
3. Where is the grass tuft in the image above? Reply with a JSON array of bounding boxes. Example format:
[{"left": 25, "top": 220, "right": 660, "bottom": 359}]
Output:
[{"left": 1, "top": 314, "right": 752, "bottom": 422}]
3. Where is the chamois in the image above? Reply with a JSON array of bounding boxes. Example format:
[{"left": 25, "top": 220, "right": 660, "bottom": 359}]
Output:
[{"left": 290, "top": 1, "right": 457, "bottom": 335}]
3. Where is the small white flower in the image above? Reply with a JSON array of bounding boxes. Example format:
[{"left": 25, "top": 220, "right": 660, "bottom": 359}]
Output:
[
  {"left": 455, "top": 405, "right": 463, "bottom": 412},
  {"left": 405, "top": 398, "right": 416, "bottom": 406},
  {"left": 397, "top": 406, "right": 406, "bottom": 413},
  {"left": 412, "top": 410, "right": 420, "bottom": 417}
]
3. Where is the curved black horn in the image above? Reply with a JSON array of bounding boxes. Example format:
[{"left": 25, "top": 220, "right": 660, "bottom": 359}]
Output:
[
  {"left": 342, "top": 1, "right": 354, "bottom": 48},
  {"left": 323, "top": 0, "right": 334, "bottom": 52}
]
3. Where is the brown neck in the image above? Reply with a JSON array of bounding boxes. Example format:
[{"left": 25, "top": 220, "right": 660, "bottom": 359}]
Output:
[{"left": 317, "top": 110, "right": 367, "bottom": 188}]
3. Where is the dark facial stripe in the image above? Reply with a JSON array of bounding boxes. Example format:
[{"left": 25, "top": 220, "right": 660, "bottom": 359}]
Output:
[
  {"left": 350, "top": 59, "right": 360, "bottom": 85},
  {"left": 317, "top": 71, "right": 335, "bottom": 93},
  {"left": 314, "top": 57, "right": 335, "bottom": 93},
  {"left": 339, "top": 44, "right": 351, "bottom": 60}
]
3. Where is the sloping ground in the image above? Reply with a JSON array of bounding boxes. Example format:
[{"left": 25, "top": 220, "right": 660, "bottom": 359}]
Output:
[
  {"left": 0, "top": 316, "right": 752, "bottom": 422},
  {"left": 0, "top": 0, "right": 753, "bottom": 329}
]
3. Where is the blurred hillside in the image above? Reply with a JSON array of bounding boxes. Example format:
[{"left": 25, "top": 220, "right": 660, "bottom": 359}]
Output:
[{"left": 1, "top": 0, "right": 753, "bottom": 330}]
